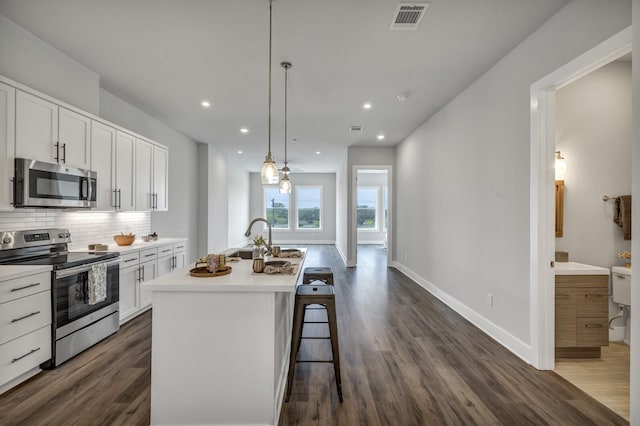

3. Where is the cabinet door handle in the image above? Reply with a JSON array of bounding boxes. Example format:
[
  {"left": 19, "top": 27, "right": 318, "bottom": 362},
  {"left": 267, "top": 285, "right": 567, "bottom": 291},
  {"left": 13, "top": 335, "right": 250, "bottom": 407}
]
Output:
[
  {"left": 12, "top": 347, "right": 40, "bottom": 363},
  {"left": 141, "top": 266, "right": 145, "bottom": 282},
  {"left": 614, "top": 274, "right": 627, "bottom": 279},
  {"left": 54, "top": 142, "right": 61, "bottom": 163},
  {"left": 112, "top": 189, "right": 118, "bottom": 208},
  {"left": 118, "top": 189, "right": 122, "bottom": 209},
  {"left": 584, "top": 294, "right": 603, "bottom": 298},
  {"left": 555, "top": 294, "right": 571, "bottom": 298},
  {"left": 10, "top": 282, "right": 40, "bottom": 292},
  {"left": 144, "top": 253, "right": 156, "bottom": 258},
  {"left": 11, "top": 311, "right": 41, "bottom": 323},
  {"left": 584, "top": 323, "right": 603, "bottom": 328},
  {"left": 124, "top": 258, "right": 137, "bottom": 263},
  {"left": 62, "top": 143, "right": 66, "bottom": 163}
]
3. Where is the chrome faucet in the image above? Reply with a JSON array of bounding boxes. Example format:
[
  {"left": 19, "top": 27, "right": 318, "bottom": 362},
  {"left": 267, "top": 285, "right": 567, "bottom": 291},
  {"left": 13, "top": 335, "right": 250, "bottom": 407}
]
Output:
[{"left": 244, "top": 218, "right": 273, "bottom": 255}]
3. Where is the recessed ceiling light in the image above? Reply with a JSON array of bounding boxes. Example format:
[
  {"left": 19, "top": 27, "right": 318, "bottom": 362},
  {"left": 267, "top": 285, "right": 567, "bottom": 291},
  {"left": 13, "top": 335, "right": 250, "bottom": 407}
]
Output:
[
  {"left": 363, "top": 103, "right": 372, "bottom": 110},
  {"left": 316, "top": 151, "right": 321, "bottom": 155},
  {"left": 201, "top": 100, "right": 211, "bottom": 108},
  {"left": 377, "top": 134, "right": 385, "bottom": 140},
  {"left": 240, "top": 128, "right": 249, "bottom": 134},
  {"left": 237, "top": 150, "right": 243, "bottom": 154}
]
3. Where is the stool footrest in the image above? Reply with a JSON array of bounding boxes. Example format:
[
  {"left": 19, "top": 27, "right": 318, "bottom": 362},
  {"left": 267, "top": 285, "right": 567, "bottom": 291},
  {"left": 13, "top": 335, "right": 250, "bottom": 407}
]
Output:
[
  {"left": 303, "top": 321, "right": 328, "bottom": 324},
  {"left": 296, "top": 360, "right": 334, "bottom": 363},
  {"left": 301, "top": 336, "right": 330, "bottom": 340}
]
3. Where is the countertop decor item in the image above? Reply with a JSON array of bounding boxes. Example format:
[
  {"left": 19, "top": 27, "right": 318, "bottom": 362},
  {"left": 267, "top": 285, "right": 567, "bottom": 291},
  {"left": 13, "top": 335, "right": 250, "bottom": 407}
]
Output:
[
  {"left": 617, "top": 250, "right": 631, "bottom": 267},
  {"left": 189, "top": 265, "right": 232, "bottom": 277},
  {"left": 114, "top": 233, "right": 135, "bottom": 246}
]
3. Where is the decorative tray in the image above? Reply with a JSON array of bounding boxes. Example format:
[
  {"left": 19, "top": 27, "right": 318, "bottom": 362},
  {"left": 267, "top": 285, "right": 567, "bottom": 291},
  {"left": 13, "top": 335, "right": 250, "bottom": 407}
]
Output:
[{"left": 189, "top": 265, "right": 232, "bottom": 277}]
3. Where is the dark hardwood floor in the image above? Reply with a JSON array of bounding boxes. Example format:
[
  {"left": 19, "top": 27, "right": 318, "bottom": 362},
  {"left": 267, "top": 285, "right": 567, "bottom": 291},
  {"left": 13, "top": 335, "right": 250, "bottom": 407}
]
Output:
[{"left": 0, "top": 245, "right": 628, "bottom": 425}]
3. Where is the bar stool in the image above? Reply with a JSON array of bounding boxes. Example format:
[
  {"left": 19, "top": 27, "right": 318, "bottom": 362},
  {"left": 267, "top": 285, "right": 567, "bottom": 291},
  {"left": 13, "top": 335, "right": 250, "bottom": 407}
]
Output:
[
  {"left": 302, "top": 266, "right": 334, "bottom": 285},
  {"left": 285, "top": 283, "right": 343, "bottom": 403}
]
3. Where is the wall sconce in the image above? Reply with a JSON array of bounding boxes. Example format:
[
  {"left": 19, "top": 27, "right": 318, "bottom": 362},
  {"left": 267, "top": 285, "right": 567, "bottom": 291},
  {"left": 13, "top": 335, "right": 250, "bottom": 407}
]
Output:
[{"left": 555, "top": 151, "right": 567, "bottom": 181}]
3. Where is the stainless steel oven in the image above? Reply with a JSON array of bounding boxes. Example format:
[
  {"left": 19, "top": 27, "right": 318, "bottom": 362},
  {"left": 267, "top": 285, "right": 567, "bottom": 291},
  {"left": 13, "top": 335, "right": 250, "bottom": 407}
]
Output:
[
  {"left": 54, "top": 258, "right": 119, "bottom": 366},
  {"left": 13, "top": 158, "right": 97, "bottom": 208}
]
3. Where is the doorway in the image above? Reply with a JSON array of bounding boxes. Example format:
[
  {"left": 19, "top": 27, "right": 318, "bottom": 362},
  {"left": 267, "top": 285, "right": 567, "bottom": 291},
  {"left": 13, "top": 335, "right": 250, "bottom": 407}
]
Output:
[
  {"left": 351, "top": 165, "right": 392, "bottom": 267},
  {"left": 529, "top": 26, "right": 631, "bottom": 420}
]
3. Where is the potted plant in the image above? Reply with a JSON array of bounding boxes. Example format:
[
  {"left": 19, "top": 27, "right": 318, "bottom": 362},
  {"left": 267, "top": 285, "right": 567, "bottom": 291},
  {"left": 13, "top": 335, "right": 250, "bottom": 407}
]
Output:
[{"left": 252, "top": 235, "right": 266, "bottom": 259}]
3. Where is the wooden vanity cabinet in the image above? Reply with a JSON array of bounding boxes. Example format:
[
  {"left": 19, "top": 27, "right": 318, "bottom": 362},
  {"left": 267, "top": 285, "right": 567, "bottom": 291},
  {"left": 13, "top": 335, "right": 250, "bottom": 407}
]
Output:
[{"left": 555, "top": 275, "right": 608, "bottom": 358}]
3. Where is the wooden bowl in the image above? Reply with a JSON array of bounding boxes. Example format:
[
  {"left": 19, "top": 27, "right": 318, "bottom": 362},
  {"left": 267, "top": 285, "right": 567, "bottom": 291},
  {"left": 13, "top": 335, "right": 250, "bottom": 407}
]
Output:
[{"left": 114, "top": 234, "right": 136, "bottom": 246}]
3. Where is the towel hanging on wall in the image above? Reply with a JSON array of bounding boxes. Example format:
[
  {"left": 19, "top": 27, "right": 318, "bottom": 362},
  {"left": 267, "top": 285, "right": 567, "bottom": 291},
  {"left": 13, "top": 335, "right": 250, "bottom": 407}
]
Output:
[{"left": 613, "top": 195, "right": 632, "bottom": 240}]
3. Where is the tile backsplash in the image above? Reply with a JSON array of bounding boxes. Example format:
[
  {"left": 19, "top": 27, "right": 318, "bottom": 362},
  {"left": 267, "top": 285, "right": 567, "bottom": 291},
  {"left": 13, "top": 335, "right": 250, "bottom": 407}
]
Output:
[{"left": 0, "top": 210, "right": 150, "bottom": 250}]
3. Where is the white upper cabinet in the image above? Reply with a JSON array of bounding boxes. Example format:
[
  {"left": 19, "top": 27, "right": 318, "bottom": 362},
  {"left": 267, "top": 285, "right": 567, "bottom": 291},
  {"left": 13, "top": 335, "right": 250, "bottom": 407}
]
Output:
[
  {"left": 58, "top": 107, "right": 90, "bottom": 169},
  {"left": 15, "top": 90, "right": 90, "bottom": 169},
  {"left": 15, "top": 90, "right": 58, "bottom": 163},
  {"left": 135, "top": 139, "right": 154, "bottom": 211},
  {"left": 153, "top": 146, "right": 169, "bottom": 211},
  {"left": 0, "top": 82, "right": 15, "bottom": 211},
  {"left": 90, "top": 121, "right": 116, "bottom": 210},
  {"left": 115, "top": 131, "right": 136, "bottom": 211}
]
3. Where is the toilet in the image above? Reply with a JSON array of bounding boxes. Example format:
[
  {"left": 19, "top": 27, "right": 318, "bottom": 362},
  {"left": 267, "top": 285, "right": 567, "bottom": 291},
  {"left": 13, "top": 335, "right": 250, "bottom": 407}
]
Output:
[{"left": 611, "top": 266, "right": 632, "bottom": 345}]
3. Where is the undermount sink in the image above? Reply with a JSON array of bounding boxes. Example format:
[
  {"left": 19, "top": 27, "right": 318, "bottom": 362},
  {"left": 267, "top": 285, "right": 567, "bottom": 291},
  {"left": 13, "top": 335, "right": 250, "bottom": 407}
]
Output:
[
  {"left": 227, "top": 248, "right": 253, "bottom": 260},
  {"left": 612, "top": 266, "right": 632, "bottom": 306}
]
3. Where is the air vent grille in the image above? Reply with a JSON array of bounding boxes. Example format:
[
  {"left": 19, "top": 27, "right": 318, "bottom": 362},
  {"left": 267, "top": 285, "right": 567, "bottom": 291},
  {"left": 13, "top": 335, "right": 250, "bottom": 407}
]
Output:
[
  {"left": 390, "top": 3, "right": 429, "bottom": 30},
  {"left": 349, "top": 125, "right": 363, "bottom": 133}
]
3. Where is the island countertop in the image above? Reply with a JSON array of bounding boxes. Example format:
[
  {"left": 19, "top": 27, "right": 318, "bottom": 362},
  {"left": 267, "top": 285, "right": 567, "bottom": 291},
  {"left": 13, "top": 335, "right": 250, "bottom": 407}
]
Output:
[{"left": 142, "top": 250, "right": 305, "bottom": 293}]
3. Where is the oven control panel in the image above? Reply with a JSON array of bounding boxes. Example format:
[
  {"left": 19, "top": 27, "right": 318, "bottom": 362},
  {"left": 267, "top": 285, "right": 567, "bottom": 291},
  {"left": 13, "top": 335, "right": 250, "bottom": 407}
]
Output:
[{"left": 24, "top": 232, "right": 50, "bottom": 243}]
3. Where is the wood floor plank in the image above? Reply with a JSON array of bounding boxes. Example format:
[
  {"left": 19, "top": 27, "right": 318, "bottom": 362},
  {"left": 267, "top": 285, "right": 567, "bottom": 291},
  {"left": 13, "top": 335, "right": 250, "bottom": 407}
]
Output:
[{"left": 0, "top": 245, "right": 629, "bottom": 425}]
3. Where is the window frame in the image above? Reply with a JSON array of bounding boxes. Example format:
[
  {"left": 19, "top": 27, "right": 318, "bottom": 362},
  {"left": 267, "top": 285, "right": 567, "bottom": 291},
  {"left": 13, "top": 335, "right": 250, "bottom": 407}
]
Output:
[
  {"left": 295, "top": 185, "right": 323, "bottom": 231},
  {"left": 263, "top": 186, "right": 291, "bottom": 231},
  {"left": 356, "top": 186, "right": 379, "bottom": 231}
]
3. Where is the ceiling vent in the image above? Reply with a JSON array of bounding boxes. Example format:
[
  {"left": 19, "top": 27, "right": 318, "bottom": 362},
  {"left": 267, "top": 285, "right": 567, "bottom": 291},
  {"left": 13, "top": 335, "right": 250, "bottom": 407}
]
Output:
[
  {"left": 349, "top": 125, "right": 364, "bottom": 133},
  {"left": 389, "top": 3, "right": 429, "bottom": 30}
]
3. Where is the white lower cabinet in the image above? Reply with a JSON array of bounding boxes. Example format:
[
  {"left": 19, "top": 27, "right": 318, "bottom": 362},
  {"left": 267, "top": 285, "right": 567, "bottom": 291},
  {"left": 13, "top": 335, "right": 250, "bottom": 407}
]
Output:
[
  {"left": 0, "top": 271, "right": 52, "bottom": 394},
  {"left": 118, "top": 240, "right": 187, "bottom": 325}
]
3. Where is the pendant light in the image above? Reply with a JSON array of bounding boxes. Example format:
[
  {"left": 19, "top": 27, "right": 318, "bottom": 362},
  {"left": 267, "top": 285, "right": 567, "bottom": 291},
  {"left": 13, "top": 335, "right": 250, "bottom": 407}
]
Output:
[
  {"left": 279, "top": 61, "right": 292, "bottom": 194},
  {"left": 261, "top": 0, "right": 279, "bottom": 184}
]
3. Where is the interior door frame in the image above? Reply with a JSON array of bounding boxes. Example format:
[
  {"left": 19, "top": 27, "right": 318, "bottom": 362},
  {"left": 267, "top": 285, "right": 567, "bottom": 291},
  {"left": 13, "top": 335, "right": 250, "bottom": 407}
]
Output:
[
  {"left": 351, "top": 165, "right": 393, "bottom": 266},
  {"left": 529, "top": 26, "right": 631, "bottom": 370}
]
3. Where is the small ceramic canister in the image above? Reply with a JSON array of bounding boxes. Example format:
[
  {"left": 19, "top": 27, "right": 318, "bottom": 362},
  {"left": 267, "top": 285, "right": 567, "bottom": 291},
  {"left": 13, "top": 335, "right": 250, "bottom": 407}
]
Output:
[
  {"left": 206, "top": 254, "right": 220, "bottom": 273},
  {"left": 272, "top": 246, "right": 280, "bottom": 257}
]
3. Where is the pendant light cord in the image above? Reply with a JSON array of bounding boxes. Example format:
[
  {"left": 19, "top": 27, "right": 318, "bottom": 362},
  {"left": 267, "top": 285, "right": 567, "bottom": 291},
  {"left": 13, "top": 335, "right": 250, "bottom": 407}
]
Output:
[
  {"left": 267, "top": 0, "right": 272, "bottom": 157},
  {"left": 284, "top": 63, "right": 288, "bottom": 166}
]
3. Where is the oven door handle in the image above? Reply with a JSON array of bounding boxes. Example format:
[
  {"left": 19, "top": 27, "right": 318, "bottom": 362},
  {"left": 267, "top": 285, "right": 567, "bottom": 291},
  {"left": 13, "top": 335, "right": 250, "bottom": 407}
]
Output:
[{"left": 55, "top": 258, "right": 121, "bottom": 279}]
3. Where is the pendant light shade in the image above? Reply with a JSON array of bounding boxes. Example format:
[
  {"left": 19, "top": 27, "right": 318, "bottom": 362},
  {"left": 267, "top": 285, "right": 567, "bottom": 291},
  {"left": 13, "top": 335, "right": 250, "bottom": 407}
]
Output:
[
  {"left": 279, "top": 61, "right": 293, "bottom": 194},
  {"left": 261, "top": 0, "right": 279, "bottom": 185}
]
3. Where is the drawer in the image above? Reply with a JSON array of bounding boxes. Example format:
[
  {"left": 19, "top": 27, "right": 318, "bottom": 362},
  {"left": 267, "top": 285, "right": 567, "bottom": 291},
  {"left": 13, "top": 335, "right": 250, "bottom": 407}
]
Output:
[
  {"left": 173, "top": 242, "right": 187, "bottom": 253},
  {"left": 0, "top": 271, "right": 50, "bottom": 304},
  {"left": 577, "top": 317, "right": 608, "bottom": 347},
  {"left": 0, "top": 291, "right": 51, "bottom": 345},
  {"left": 120, "top": 251, "right": 140, "bottom": 266},
  {"left": 0, "top": 325, "right": 51, "bottom": 387},
  {"left": 575, "top": 288, "right": 608, "bottom": 317},
  {"left": 140, "top": 248, "right": 158, "bottom": 261},
  {"left": 157, "top": 244, "right": 173, "bottom": 257}
]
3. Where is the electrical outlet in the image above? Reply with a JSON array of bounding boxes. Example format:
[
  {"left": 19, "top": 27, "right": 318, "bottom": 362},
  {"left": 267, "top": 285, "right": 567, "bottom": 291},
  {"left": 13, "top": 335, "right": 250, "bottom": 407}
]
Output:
[{"left": 486, "top": 293, "right": 493, "bottom": 306}]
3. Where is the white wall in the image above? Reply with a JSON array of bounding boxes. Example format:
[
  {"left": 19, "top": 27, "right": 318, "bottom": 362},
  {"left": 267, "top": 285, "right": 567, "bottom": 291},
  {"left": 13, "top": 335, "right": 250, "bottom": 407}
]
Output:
[
  {"left": 555, "top": 61, "right": 632, "bottom": 268},
  {"left": 249, "top": 173, "right": 336, "bottom": 244},
  {"left": 335, "top": 154, "right": 348, "bottom": 264},
  {"left": 0, "top": 13, "right": 99, "bottom": 114},
  {"left": 356, "top": 172, "right": 388, "bottom": 244},
  {"left": 631, "top": 0, "right": 639, "bottom": 420},
  {"left": 346, "top": 146, "right": 395, "bottom": 266},
  {"left": 395, "top": 0, "right": 631, "bottom": 354},
  {"left": 99, "top": 90, "right": 200, "bottom": 261},
  {"left": 228, "top": 163, "right": 250, "bottom": 248}
]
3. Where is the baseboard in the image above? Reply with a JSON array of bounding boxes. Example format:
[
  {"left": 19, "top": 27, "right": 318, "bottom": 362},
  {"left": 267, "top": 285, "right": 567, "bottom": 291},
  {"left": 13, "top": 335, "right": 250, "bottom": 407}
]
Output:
[{"left": 392, "top": 263, "right": 532, "bottom": 364}]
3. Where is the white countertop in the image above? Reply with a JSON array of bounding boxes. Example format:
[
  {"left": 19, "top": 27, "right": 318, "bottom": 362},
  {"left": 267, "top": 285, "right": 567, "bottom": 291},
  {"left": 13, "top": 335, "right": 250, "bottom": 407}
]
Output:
[
  {"left": 142, "top": 250, "right": 305, "bottom": 293},
  {"left": 69, "top": 237, "right": 187, "bottom": 254},
  {"left": 555, "top": 261, "right": 610, "bottom": 276},
  {"left": 0, "top": 264, "right": 52, "bottom": 281}
]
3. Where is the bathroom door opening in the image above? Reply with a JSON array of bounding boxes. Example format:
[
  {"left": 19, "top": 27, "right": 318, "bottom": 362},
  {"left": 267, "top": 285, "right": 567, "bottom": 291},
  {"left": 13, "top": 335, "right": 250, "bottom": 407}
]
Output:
[{"left": 529, "top": 25, "right": 632, "bottom": 420}]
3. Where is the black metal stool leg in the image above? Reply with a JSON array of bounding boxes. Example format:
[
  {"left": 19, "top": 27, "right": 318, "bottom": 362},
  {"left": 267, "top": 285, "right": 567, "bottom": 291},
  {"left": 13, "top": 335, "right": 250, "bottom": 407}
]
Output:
[
  {"left": 325, "top": 299, "right": 343, "bottom": 402},
  {"left": 285, "top": 297, "right": 305, "bottom": 402}
]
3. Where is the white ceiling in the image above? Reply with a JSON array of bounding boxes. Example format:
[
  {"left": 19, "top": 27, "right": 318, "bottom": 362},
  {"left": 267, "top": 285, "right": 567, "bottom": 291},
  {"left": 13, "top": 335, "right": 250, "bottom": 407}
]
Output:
[{"left": 0, "top": 0, "right": 569, "bottom": 173}]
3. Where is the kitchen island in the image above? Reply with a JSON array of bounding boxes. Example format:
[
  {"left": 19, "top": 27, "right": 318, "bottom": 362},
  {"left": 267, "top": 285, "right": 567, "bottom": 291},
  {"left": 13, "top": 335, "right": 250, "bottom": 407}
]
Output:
[{"left": 142, "top": 250, "right": 305, "bottom": 426}]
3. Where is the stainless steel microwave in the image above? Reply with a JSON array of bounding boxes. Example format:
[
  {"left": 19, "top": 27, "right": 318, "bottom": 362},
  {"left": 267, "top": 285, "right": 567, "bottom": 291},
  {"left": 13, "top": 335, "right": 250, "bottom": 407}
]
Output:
[{"left": 13, "top": 158, "right": 97, "bottom": 208}]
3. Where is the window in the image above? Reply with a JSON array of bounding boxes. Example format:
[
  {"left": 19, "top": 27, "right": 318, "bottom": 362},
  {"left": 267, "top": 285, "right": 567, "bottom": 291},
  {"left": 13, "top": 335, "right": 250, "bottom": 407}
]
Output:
[
  {"left": 357, "top": 187, "right": 377, "bottom": 229},
  {"left": 296, "top": 186, "right": 322, "bottom": 229},
  {"left": 264, "top": 187, "right": 289, "bottom": 229}
]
